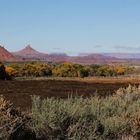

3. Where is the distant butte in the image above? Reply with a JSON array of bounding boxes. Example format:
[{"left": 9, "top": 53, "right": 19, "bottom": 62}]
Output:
[
  {"left": 12, "top": 45, "right": 48, "bottom": 61},
  {"left": 0, "top": 45, "right": 17, "bottom": 61},
  {"left": 15, "top": 45, "right": 43, "bottom": 55}
]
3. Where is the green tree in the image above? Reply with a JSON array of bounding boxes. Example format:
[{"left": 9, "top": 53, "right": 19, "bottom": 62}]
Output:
[{"left": 78, "top": 69, "right": 89, "bottom": 78}]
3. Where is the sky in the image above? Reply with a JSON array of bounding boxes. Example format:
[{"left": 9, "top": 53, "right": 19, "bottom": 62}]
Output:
[{"left": 1, "top": 0, "right": 140, "bottom": 55}]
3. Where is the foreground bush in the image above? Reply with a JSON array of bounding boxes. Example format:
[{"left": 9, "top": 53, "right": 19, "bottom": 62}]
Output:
[
  {"left": 1, "top": 85, "right": 140, "bottom": 139},
  {"left": 30, "top": 85, "right": 140, "bottom": 140},
  {"left": 0, "top": 96, "right": 36, "bottom": 140}
]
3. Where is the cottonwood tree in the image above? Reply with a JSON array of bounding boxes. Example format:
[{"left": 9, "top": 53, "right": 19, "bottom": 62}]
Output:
[{"left": 0, "top": 63, "right": 11, "bottom": 80}]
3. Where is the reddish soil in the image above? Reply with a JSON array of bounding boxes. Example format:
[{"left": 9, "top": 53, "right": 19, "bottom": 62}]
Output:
[{"left": 0, "top": 79, "right": 139, "bottom": 110}]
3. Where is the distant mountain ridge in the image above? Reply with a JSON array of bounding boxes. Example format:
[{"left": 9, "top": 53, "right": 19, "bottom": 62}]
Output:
[
  {"left": 1, "top": 44, "right": 140, "bottom": 64},
  {"left": 12, "top": 46, "right": 118, "bottom": 63},
  {"left": 67, "top": 54, "right": 119, "bottom": 64},
  {"left": 103, "top": 53, "right": 140, "bottom": 59}
]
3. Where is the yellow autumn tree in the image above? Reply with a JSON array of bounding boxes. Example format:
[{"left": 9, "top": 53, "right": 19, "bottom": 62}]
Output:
[
  {"left": 116, "top": 67, "right": 125, "bottom": 75},
  {"left": 6, "top": 66, "right": 17, "bottom": 77}
]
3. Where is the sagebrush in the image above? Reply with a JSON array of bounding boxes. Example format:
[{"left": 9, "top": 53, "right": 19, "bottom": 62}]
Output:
[
  {"left": 30, "top": 85, "right": 140, "bottom": 140},
  {"left": 1, "top": 85, "right": 140, "bottom": 140}
]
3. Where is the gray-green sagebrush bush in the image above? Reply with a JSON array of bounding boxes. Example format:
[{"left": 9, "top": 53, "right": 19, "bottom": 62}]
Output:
[
  {"left": 0, "top": 96, "right": 36, "bottom": 140},
  {"left": 30, "top": 85, "right": 140, "bottom": 140},
  {"left": 1, "top": 85, "right": 140, "bottom": 140}
]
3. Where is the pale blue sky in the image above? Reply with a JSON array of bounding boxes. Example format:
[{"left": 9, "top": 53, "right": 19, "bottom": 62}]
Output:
[{"left": 1, "top": 0, "right": 140, "bottom": 55}]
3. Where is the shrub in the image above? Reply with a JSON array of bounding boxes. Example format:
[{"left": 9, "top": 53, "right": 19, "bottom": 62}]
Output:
[
  {"left": 29, "top": 85, "right": 140, "bottom": 140},
  {"left": 0, "top": 96, "right": 36, "bottom": 140},
  {"left": 1, "top": 85, "right": 140, "bottom": 139}
]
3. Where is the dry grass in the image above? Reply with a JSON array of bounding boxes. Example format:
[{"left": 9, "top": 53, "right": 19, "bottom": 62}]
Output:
[{"left": 16, "top": 76, "right": 140, "bottom": 83}]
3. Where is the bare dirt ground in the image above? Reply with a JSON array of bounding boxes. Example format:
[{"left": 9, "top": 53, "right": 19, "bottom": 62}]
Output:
[{"left": 0, "top": 79, "right": 140, "bottom": 110}]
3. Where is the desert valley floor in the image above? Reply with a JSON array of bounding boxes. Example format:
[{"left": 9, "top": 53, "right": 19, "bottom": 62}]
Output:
[{"left": 0, "top": 78, "right": 140, "bottom": 110}]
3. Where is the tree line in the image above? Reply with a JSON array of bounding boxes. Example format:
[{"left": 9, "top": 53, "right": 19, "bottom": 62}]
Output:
[{"left": 3, "top": 62, "right": 134, "bottom": 79}]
